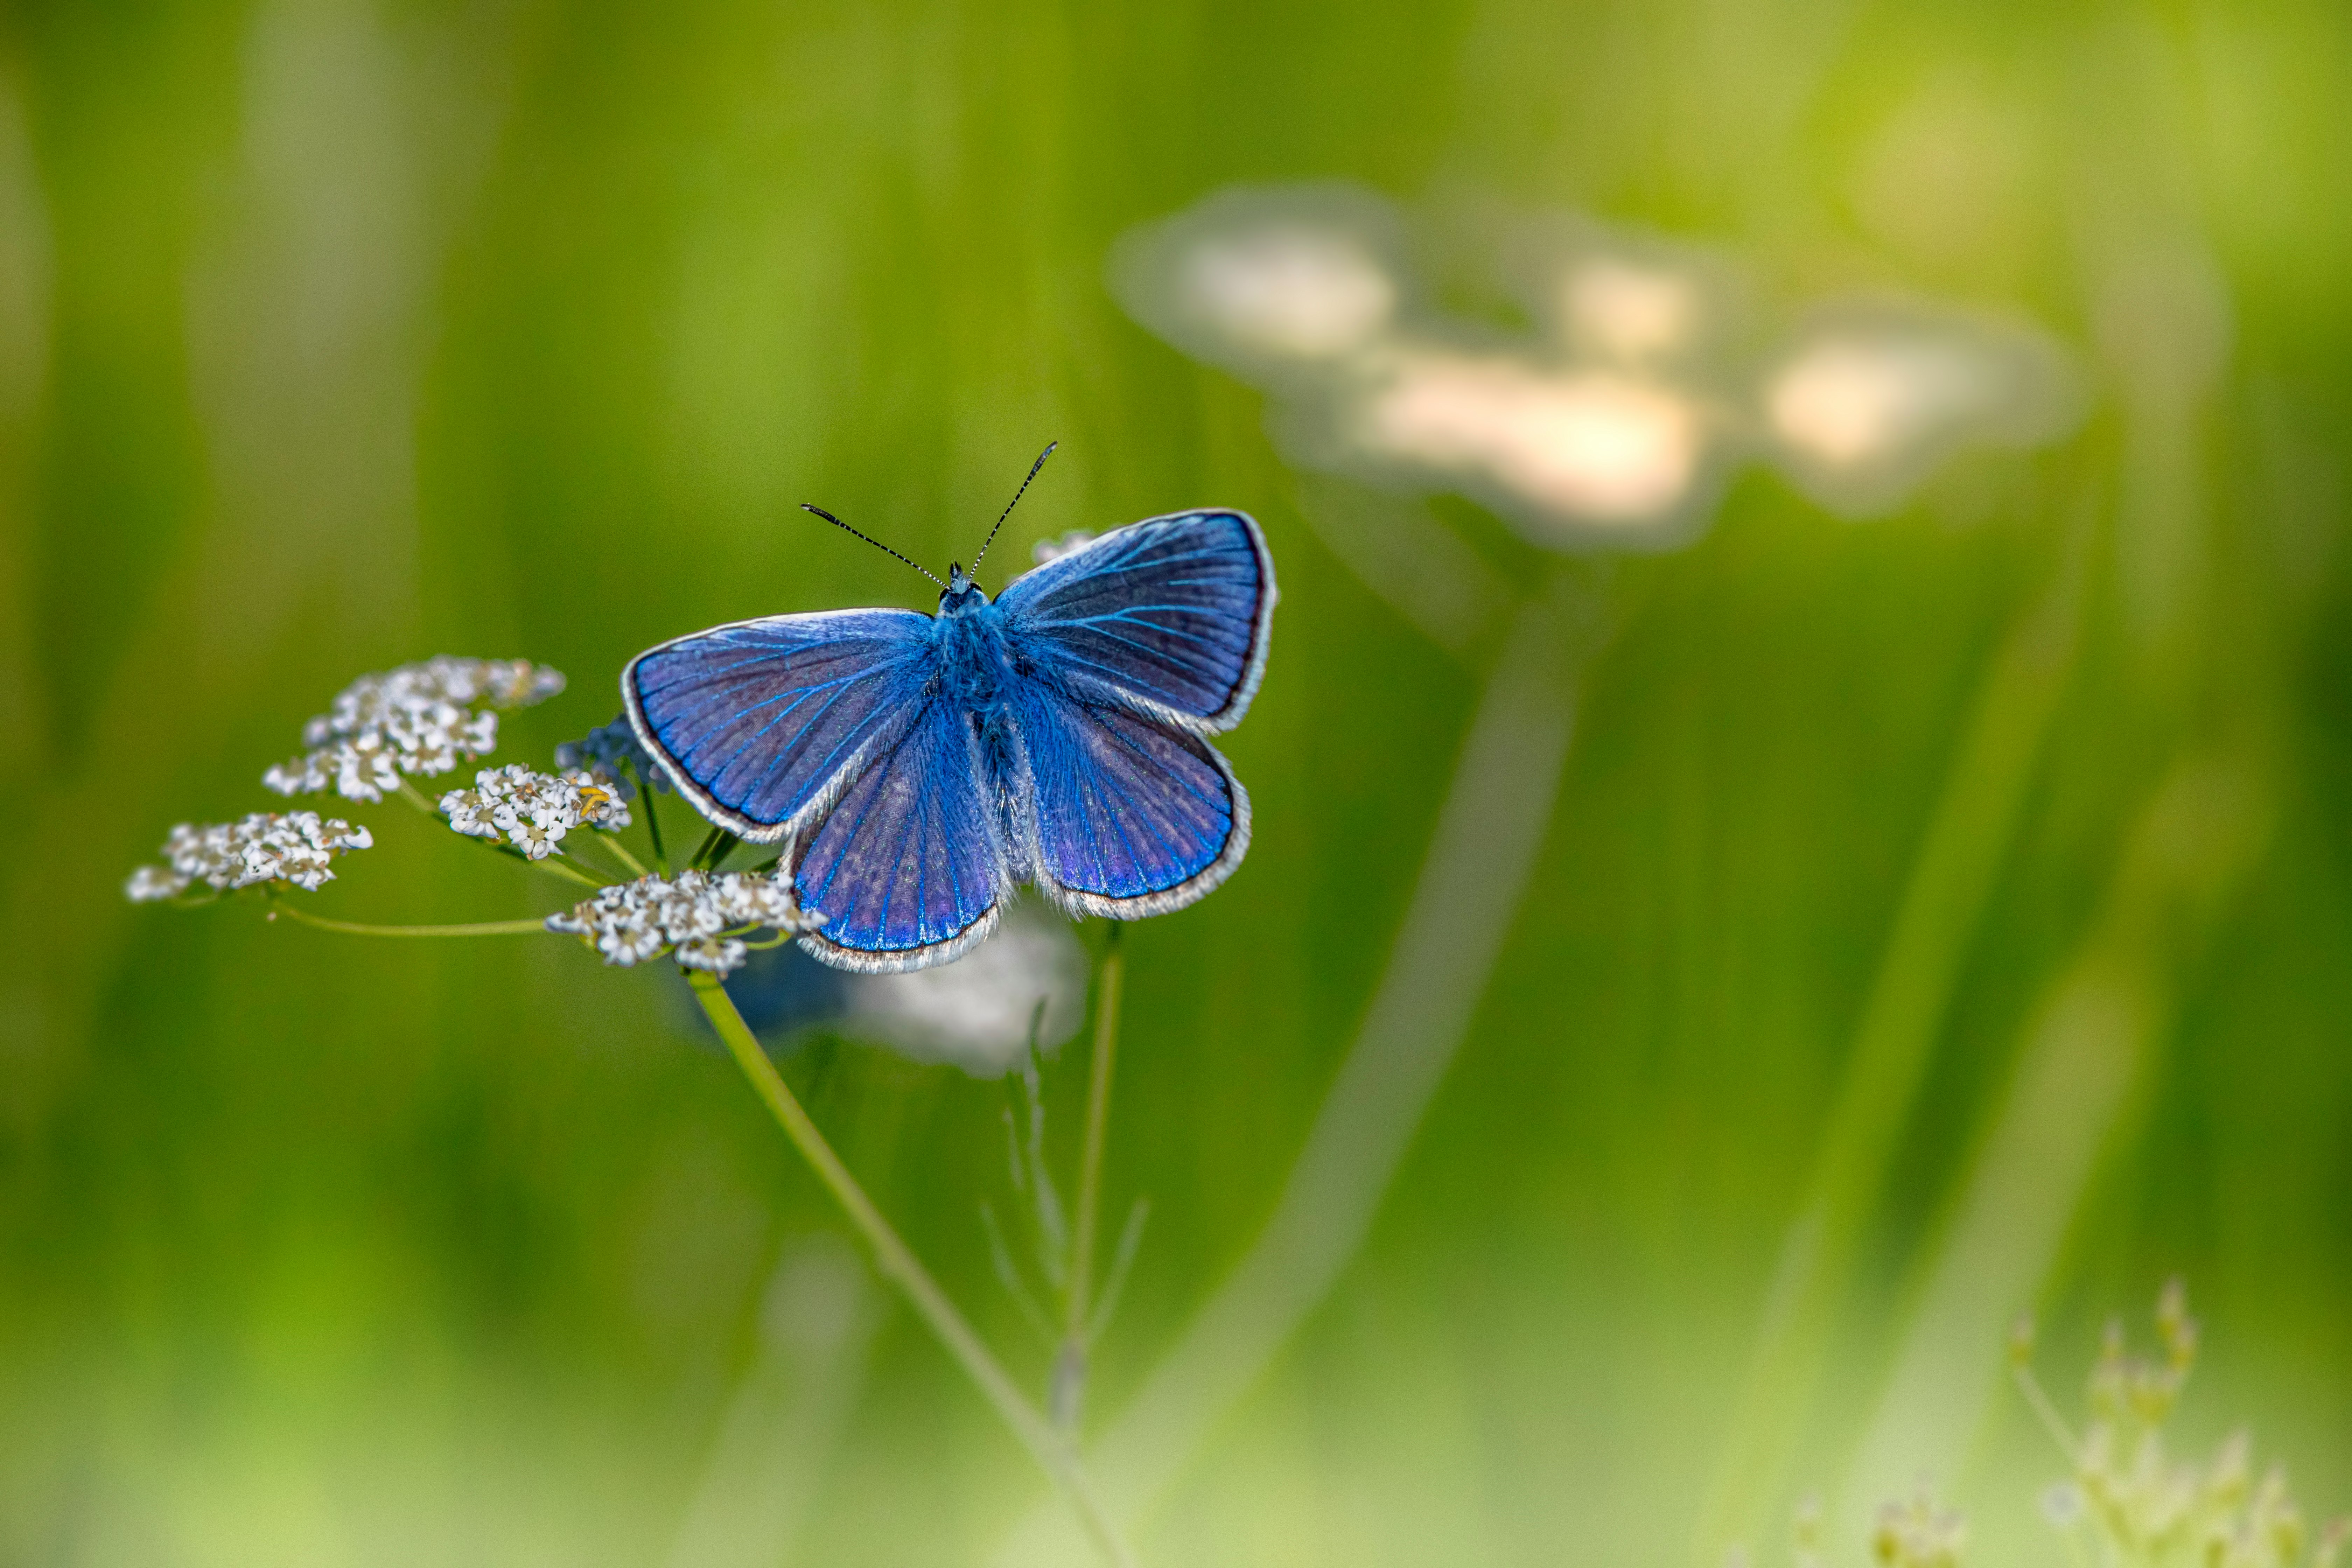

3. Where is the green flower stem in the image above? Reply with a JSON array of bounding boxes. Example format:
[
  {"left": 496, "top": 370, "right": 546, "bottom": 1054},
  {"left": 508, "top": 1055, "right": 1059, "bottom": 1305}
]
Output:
[
  {"left": 267, "top": 901, "right": 549, "bottom": 937},
  {"left": 686, "top": 971, "right": 1137, "bottom": 1568},
  {"left": 2009, "top": 1359, "right": 2082, "bottom": 1462},
  {"left": 528, "top": 849, "right": 608, "bottom": 889},
  {"left": 395, "top": 778, "right": 442, "bottom": 814},
  {"left": 1056, "top": 923, "right": 1125, "bottom": 1432},
  {"left": 583, "top": 831, "right": 648, "bottom": 879},
  {"left": 689, "top": 826, "right": 741, "bottom": 870},
  {"left": 1693, "top": 505, "right": 2094, "bottom": 1556},
  {"left": 632, "top": 763, "right": 670, "bottom": 874}
]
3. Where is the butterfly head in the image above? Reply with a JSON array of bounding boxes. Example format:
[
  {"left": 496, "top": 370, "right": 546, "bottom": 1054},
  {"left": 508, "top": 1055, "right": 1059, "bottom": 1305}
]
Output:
[{"left": 939, "top": 562, "right": 990, "bottom": 616}]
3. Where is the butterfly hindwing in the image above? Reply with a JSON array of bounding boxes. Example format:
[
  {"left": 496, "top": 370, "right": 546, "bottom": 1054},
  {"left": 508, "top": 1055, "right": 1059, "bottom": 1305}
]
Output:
[
  {"left": 791, "top": 687, "right": 1006, "bottom": 972},
  {"left": 625, "top": 609, "right": 933, "bottom": 841},
  {"left": 996, "top": 509, "right": 1274, "bottom": 730},
  {"left": 1008, "top": 680, "right": 1248, "bottom": 918}
]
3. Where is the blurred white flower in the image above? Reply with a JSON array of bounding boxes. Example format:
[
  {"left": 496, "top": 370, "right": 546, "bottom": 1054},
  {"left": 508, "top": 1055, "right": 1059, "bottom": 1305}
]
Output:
[
  {"left": 1114, "top": 184, "right": 2081, "bottom": 558},
  {"left": 1762, "top": 303, "right": 2080, "bottom": 517},
  {"left": 2040, "top": 1483, "right": 2086, "bottom": 1528},
  {"left": 555, "top": 714, "right": 672, "bottom": 799},
  {"left": 546, "top": 868, "right": 817, "bottom": 976},
  {"left": 1181, "top": 225, "right": 1398, "bottom": 359},
  {"left": 124, "top": 811, "right": 373, "bottom": 901},
  {"left": 440, "top": 763, "right": 629, "bottom": 860},
  {"left": 1108, "top": 183, "right": 1408, "bottom": 384},
  {"left": 1872, "top": 1484, "right": 1967, "bottom": 1568},
  {"left": 1562, "top": 257, "right": 1704, "bottom": 364},
  {"left": 262, "top": 656, "right": 567, "bottom": 803},
  {"left": 719, "top": 902, "right": 1089, "bottom": 1077},
  {"left": 843, "top": 903, "right": 1088, "bottom": 1076},
  {"left": 1030, "top": 529, "right": 1098, "bottom": 567},
  {"left": 1358, "top": 355, "right": 1706, "bottom": 528}
]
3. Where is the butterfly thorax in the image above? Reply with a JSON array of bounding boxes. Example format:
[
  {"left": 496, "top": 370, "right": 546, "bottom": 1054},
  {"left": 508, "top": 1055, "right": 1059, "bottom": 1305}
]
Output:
[{"left": 932, "top": 582, "right": 1014, "bottom": 717}]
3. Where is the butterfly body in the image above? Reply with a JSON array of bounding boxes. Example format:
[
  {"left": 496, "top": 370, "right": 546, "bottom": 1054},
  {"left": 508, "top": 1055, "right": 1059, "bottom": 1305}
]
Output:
[{"left": 625, "top": 509, "right": 1275, "bottom": 973}]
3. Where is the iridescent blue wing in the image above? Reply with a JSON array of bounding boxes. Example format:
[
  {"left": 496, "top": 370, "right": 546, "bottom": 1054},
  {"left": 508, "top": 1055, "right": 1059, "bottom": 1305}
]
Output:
[
  {"left": 1006, "top": 680, "right": 1249, "bottom": 917},
  {"left": 995, "top": 509, "right": 1275, "bottom": 731},
  {"left": 624, "top": 609, "right": 935, "bottom": 842},
  {"left": 790, "top": 688, "right": 1005, "bottom": 972}
]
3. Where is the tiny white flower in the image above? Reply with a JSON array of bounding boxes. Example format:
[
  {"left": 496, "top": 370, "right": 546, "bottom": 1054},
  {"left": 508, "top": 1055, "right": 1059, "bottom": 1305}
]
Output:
[
  {"left": 676, "top": 935, "right": 748, "bottom": 973},
  {"left": 439, "top": 784, "right": 500, "bottom": 839},
  {"left": 510, "top": 820, "right": 562, "bottom": 859},
  {"left": 124, "top": 865, "right": 189, "bottom": 902},
  {"left": 601, "top": 921, "right": 667, "bottom": 965}
]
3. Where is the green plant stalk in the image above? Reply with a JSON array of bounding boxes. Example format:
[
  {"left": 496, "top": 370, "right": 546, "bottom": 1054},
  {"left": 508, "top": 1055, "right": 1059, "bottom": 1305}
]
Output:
[
  {"left": 1056, "top": 923, "right": 1125, "bottom": 1431},
  {"left": 686, "top": 972, "right": 1138, "bottom": 1568},
  {"left": 1694, "top": 506, "right": 2094, "bottom": 1558},
  {"left": 593, "top": 830, "right": 647, "bottom": 878},
  {"left": 632, "top": 761, "right": 670, "bottom": 874},
  {"left": 267, "top": 902, "right": 550, "bottom": 937}
]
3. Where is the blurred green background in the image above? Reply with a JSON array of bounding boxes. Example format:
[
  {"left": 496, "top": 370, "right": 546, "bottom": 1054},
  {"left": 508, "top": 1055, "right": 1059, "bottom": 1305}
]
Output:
[{"left": 4, "top": 0, "right": 2351, "bottom": 1564}]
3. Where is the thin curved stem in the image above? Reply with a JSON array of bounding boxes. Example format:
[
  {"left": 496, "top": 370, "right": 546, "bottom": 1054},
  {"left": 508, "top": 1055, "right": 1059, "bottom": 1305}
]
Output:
[
  {"left": 532, "top": 850, "right": 608, "bottom": 889},
  {"left": 632, "top": 762, "right": 670, "bottom": 874},
  {"left": 687, "top": 972, "right": 1137, "bottom": 1568},
  {"left": 268, "top": 901, "right": 549, "bottom": 937},
  {"left": 594, "top": 831, "right": 648, "bottom": 878}
]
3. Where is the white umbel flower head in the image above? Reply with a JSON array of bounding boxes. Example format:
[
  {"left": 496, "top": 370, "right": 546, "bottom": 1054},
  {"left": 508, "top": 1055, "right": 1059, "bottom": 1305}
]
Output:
[
  {"left": 439, "top": 764, "right": 630, "bottom": 860},
  {"left": 124, "top": 812, "right": 374, "bottom": 901},
  {"left": 263, "top": 657, "right": 566, "bottom": 803},
  {"left": 545, "top": 869, "right": 819, "bottom": 976}
]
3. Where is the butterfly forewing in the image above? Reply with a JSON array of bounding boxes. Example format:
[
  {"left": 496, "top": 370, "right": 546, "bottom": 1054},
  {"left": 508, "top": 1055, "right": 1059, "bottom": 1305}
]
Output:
[
  {"left": 625, "top": 609, "right": 932, "bottom": 840},
  {"left": 996, "top": 509, "right": 1273, "bottom": 730}
]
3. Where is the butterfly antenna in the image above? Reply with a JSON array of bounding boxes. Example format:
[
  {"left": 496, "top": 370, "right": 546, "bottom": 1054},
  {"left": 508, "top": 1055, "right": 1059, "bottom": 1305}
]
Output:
[
  {"left": 800, "top": 503, "right": 947, "bottom": 588},
  {"left": 969, "top": 441, "right": 1058, "bottom": 580}
]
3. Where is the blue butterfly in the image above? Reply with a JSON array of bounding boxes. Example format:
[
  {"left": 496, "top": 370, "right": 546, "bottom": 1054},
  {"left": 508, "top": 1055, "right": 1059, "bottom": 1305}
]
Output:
[{"left": 623, "top": 448, "right": 1276, "bottom": 973}]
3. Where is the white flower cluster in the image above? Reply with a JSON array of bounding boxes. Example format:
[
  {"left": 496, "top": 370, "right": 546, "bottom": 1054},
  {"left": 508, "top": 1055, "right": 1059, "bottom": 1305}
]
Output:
[
  {"left": 440, "top": 764, "right": 629, "bottom": 860},
  {"left": 124, "top": 812, "right": 374, "bottom": 901},
  {"left": 545, "top": 869, "right": 818, "bottom": 976},
  {"left": 554, "top": 715, "right": 671, "bottom": 800},
  {"left": 262, "top": 657, "right": 567, "bottom": 803}
]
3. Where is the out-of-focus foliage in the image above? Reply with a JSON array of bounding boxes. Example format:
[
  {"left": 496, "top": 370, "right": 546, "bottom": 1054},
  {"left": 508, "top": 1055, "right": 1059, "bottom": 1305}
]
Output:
[{"left": 2, "top": 0, "right": 2351, "bottom": 1564}]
